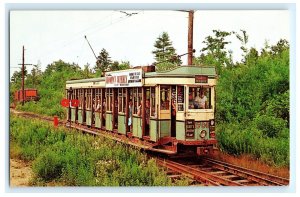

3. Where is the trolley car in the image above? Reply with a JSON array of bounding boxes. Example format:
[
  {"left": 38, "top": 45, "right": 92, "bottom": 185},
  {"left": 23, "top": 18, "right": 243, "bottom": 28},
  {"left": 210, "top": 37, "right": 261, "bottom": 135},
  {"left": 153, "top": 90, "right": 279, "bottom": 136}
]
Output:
[{"left": 66, "top": 66, "right": 217, "bottom": 155}]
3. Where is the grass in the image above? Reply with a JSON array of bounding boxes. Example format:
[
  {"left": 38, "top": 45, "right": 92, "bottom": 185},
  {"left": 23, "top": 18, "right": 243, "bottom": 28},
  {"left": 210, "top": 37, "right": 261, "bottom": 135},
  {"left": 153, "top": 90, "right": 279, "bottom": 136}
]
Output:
[
  {"left": 212, "top": 150, "right": 289, "bottom": 179},
  {"left": 216, "top": 121, "right": 289, "bottom": 167},
  {"left": 10, "top": 115, "right": 189, "bottom": 186}
]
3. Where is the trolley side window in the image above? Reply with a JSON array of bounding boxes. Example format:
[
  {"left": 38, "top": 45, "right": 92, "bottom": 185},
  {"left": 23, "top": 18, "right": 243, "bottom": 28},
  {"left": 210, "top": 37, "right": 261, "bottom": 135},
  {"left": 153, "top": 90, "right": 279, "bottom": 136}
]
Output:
[
  {"left": 177, "top": 86, "right": 184, "bottom": 111},
  {"left": 133, "top": 88, "right": 137, "bottom": 114},
  {"left": 118, "top": 88, "right": 126, "bottom": 113},
  {"left": 160, "top": 86, "right": 170, "bottom": 110},
  {"left": 86, "top": 89, "right": 92, "bottom": 110},
  {"left": 106, "top": 88, "right": 113, "bottom": 111},
  {"left": 188, "top": 86, "right": 211, "bottom": 109},
  {"left": 95, "top": 89, "right": 101, "bottom": 112},
  {"left": 133, "top": 87, "right": 142, "bottom": 116},
  {"left": 150, "top": 87, "right": 156, "bottom": 117},
  {"left": 79, "top": 89, "right": 84, "bottom": 109}
]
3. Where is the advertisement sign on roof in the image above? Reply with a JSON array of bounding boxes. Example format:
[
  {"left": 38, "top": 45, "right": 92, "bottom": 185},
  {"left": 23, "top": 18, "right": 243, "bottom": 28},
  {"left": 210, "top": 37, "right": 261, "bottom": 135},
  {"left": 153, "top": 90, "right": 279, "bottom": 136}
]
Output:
[{"left": 105, "top": 69, "right": 143, "bottom": 88}]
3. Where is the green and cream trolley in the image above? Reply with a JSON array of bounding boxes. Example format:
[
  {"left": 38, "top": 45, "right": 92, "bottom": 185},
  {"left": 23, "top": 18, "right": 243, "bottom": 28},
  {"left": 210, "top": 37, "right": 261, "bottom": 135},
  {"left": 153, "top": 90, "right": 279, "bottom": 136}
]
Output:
[{"left": 66, "top": 66, "right": 217, "bottom": 155}]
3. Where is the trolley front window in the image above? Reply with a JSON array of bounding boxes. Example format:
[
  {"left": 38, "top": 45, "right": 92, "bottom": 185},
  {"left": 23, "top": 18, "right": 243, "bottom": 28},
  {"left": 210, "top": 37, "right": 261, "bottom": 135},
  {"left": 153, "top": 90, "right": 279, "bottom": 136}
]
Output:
[{"left": 188, "top": 86, "right": 211, "bottom": 109}]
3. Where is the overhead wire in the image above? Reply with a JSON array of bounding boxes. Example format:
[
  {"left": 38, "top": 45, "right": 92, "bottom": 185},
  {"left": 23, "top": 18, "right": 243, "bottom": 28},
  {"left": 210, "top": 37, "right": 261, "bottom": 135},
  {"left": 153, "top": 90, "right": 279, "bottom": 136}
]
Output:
[{"left": 39, "top": 11, "right": 143, "bottom": 67}]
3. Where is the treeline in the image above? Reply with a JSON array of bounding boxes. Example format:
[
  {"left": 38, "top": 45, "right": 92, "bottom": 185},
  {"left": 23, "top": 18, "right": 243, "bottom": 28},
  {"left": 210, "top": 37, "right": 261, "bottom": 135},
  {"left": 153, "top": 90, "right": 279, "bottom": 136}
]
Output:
[
  {"left": 10, "top": 56, "right": 131, "bottom": 118},
  {"left": 197, "top": 31, "right": 289, "bottom": 166},
  {"left": 216, "top": 39, "right": 289, "bottom": 166}
]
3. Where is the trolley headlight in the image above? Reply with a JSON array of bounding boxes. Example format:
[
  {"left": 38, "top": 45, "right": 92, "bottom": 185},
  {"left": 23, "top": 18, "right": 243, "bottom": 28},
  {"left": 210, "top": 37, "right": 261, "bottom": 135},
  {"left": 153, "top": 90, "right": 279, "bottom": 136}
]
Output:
[
  {"left": 200, "top": 130, "right": 206, "bottom": 138},
  {"left": 210, "top": 119, "right": 215, "bottom": 126}
]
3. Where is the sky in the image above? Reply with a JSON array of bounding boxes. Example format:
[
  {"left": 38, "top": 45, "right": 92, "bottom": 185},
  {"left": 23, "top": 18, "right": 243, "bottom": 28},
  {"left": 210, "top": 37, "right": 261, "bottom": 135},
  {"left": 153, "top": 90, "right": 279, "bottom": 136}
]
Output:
[{"left": 9, "top": 10, "right": 290, "bottom": 77}]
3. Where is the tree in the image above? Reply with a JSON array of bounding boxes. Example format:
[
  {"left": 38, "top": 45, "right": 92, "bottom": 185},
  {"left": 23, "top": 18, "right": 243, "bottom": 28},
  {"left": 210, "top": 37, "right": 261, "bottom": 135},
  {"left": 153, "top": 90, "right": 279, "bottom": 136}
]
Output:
[
  {"left": 270, "top": 39, "right": 289, "bottom": 56},
  {"left": 109, "top": 61, "right": 131, "bottom": 72},
  {"left": 94, "top": 48, "right": 112, "bottom": 76},
  {"left": 152, "top": 32, "right": 182, "bottom": 71},
  {"left": 234, "top": 29, "right": 249, "bottom": 63},
  {"left": 11, "top": 70, "right": 22, "bottom": 83},
  {"left": 245, "top": 47, "right": 259, "bottom": 66},
  {"left": 29, "top": 61, "right": 43, "bottom": 88},
  {"left": 82, "top": 63, "right": 94, "bottom": 78},
  {"left": 118, "top": 61, "right": 131, "bottom": 70},
  {"left": 198, "top": 30, "right": 233, "bottom": 74}
]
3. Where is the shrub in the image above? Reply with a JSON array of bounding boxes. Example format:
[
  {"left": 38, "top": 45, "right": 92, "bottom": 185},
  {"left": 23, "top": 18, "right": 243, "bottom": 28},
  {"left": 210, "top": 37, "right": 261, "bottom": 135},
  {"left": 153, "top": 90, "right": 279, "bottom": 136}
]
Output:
[
  {"left": 254, "top": 115, "right": 287, "bottom": 138},
  {"left": 32, "top": 149, "right": 64, "bottom": 181}
]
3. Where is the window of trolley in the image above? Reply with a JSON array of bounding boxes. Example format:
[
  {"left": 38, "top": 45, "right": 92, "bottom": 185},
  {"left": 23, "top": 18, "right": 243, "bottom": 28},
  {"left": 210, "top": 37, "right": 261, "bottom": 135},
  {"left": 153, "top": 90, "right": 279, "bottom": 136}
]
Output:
[{"left": 188, "top": 86, "right": 213, "bottom": 110}]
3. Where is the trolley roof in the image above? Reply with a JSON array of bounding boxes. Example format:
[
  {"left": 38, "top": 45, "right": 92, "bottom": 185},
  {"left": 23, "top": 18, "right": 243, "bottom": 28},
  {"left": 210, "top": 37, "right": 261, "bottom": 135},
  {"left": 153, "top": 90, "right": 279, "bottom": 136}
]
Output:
[
  {"left": 145, "top": 66, "right": 216, "bottom": 78},
  {"left": 66, "top": 66, "right": 216, "bottom": 85}
]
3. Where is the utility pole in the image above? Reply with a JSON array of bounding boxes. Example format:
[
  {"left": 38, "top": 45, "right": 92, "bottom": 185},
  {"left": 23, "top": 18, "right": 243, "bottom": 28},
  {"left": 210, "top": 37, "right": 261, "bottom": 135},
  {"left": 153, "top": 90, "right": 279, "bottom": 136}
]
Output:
[
  {"left": 188, "top": 10, "right": 194, "bottom": 65},
  {"left": 18, "top": 46, "right": 32, "bottom": 106},
  {"left": 21, "top": 46, "right": 25, "bottom": 106}
]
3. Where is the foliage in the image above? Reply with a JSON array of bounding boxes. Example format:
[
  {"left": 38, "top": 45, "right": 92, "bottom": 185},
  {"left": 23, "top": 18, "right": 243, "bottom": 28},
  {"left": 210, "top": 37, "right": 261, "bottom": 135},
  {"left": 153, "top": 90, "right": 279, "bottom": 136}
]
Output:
[
  {"left": 196, "top": 30, "right": 234, "bottom": 74},
  {"left": 82, "top": 63, "right": 94, "bottom": 78},
  {"left": 214, "top": 38, "right": 289, "bottom": 167},
  {"left": 109, "top": 61, "right": 131, "bottom": 72},
  {"left": 10, "top": 115, "right": 188, "bottom": 186},
  {"left": 14, "top": 60, "right": 83, "bottom": 118},
  {"left": 233, "top": 29, "right": 249, "bottom": 61},
  {"left": 152, "top": 32, "right": 182, "bottom": 71},
  {"left": 94, "top": 48, "right": 112, "bottom": 76},
  {"left": 216, "top": 122, "right": 289, "bottom": 167}
]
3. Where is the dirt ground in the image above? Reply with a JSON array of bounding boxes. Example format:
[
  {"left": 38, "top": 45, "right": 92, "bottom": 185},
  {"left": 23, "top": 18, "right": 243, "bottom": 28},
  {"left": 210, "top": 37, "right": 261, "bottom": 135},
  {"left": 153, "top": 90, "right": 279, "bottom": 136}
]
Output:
[{"left": 10, "top": 158, "right": 33, "bottom": 187}]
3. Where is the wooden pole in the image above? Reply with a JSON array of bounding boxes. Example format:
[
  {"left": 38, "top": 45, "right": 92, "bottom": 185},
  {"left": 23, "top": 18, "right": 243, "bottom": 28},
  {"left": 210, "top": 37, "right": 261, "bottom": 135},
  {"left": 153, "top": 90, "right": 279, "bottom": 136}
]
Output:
[
  {"left": 22, "top": 46, "right": 25, "bottom": 106},
  {"left": 188, "top": 10, "right": 194, "bottom": 65}
]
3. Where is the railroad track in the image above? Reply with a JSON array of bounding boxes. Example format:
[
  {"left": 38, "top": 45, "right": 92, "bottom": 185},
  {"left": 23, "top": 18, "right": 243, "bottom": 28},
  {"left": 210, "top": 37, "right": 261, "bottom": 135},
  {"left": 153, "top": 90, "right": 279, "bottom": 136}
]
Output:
[
  {"left": 11, "top": 109, "right": 289, "bottom": 186},
  {"left": 156, "top": 157, "right": 289, "bottom": 186},
  {"left": 202, "top": 157, "right": 289, "bottom": 186},
  {"left": 10, "top": 109, "right": 66, "bottom": 124}
]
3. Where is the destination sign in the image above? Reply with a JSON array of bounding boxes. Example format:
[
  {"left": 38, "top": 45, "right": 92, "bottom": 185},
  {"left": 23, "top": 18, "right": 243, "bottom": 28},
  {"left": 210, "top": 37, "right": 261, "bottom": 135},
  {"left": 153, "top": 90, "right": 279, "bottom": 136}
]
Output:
[
  {"left": 185, "top": 119, "right": 195, "bottom": 138},
  {"left": 195, "top": 75, "right": 208, "bottom": 83},
  {"left": 105, "top": 69, "right": 143, "bottom": 88}
]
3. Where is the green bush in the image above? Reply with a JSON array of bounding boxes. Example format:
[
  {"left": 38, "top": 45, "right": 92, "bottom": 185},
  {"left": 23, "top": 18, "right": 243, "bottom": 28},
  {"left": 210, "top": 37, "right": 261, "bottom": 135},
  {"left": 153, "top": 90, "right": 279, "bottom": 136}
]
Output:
[
  {"left": 216, "top": 41, "right": 289, "bottom": 167},
  {"left": 216, "top": 121, "right": 289, "bottom": 167},
  {"left": 33, "top": 149, "right": 64, "bottom": 181},
  {"left": 254, "top": 115, "right": 287, "bottom": 138}
]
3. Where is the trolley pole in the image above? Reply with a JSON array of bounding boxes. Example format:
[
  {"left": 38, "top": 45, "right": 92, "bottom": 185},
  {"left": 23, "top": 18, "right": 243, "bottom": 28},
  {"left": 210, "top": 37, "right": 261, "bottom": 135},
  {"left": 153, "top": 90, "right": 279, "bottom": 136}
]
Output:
[{"left": 188, "top": 10, "right": 194, "bottom": 65}]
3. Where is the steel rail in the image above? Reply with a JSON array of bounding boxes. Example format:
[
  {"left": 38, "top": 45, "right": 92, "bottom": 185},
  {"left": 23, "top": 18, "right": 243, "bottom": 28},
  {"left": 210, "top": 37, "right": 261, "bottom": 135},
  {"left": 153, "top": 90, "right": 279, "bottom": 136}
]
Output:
[
  {"left": 203, "top": 157, "right": 289, "bottom": 186},
  {"left": 156, "top": 158, "right": 244, "bottom": 186}
]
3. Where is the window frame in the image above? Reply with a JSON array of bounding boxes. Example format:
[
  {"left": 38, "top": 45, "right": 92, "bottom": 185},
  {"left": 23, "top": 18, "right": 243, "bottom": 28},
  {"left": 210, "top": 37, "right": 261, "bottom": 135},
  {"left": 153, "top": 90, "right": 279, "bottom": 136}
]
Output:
[
  {"left": 150, "top": 86, "right": 156, "bottom": 118},
  {"left": 187, "top": 85, "right": 213, "bottom": 111},
  {"left": 160, "top": 86, "right": 170, "bottom": 111},
  {"left": 106, "top": 88, "right": 113, "bottom": 112},
  {"left": 118, "top": 88, "right": 126, "bottom": 114}
]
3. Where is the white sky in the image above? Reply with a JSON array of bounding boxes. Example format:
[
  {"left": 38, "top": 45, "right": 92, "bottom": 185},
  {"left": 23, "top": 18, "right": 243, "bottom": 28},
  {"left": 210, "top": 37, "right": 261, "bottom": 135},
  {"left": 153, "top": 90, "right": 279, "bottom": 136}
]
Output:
[{"left": 9, "top": 10, "right": 290, "bottom": 76}]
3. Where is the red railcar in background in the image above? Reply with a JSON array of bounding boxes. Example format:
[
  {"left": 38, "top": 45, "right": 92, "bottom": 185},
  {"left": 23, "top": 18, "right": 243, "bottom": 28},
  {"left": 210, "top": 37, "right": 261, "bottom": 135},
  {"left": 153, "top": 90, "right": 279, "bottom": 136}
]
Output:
[{"left": 14, "top": 89, "right": 39, "bottom": 102}]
